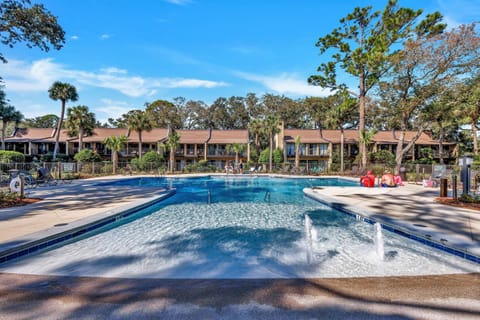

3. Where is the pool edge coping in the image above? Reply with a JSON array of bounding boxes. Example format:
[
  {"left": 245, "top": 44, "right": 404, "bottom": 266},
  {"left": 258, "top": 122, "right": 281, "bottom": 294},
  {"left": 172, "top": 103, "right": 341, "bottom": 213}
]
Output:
[
  {"left": 0, "top": 188, "right": 177, "bottom": 264},
  {"left": 303, "top": 188, "right": 480, "bottom": 265}
]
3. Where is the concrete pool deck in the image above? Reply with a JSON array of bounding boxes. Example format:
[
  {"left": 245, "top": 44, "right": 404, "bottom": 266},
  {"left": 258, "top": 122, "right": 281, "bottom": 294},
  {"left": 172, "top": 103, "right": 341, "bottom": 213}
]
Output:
[{"left": 0, "top": 175, "right": 479, "bottom": 319}]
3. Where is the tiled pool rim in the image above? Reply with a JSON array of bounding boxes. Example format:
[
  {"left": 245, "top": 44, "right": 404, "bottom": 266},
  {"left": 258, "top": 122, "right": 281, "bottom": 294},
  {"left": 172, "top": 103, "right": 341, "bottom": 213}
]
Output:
[
  {"left": 0, "top": 177, "right": 478, "bottom": 270},
  {"left": 304, "top": 191, "right": 480, "bottom": 265},
  {"left": 0, "top": 188, "right": 176, "bottom": 265}
]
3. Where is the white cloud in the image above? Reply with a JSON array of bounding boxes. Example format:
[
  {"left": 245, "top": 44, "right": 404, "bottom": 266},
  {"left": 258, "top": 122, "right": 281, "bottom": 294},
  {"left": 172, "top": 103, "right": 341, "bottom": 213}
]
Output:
[
  {"left": 235, "top": 71, "right": 331, "bottom": 97},
  {"left": 100, "top": 67, "right": 128, "bottom": 74},
  {"left": 3, "top": 58, "right": 228, "bottom": 98},
  {"left": 155, "top": 78, "right": 228, "bottom": 89},
  {"left": 2, "top": 59, "right": 61, "bottom": 92},
  {"left": 164, "top": 0, "right": 192, "bottom": 5},
  {"left": 100, "top": 34, "right": 111, "bottom": 40},
  {"left": 71, "top": 35, "right": 79, "bottom": 40},
  {"left": 436, "top": 0, "right": 480, "bottom": 28},
  {"left": 95, "top": 99, "right": 133, "bottom": 122}
]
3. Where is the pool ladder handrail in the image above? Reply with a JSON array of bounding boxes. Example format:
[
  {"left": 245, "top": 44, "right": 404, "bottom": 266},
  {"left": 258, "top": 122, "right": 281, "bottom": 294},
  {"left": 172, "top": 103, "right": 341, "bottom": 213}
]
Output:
[{"left": 264, "top": 191, "right": 270, "bottom": 204}]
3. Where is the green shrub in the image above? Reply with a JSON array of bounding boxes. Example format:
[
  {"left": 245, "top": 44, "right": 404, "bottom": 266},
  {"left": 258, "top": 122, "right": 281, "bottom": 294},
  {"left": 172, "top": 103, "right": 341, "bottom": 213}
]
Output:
[
  {"left": 259, "top": 148, "right": 270, "bottom": 164},
  {"left": 184, "top": 160, "right": 216, "bottom": 173},
  {"left": 130, "top": 152, "right": 163, "bottom": 171},
  {"left": 74, "top": 149, "right": 102, "bottom": 162},
  {"left": 273, "top": 148, "right": 283, "bottom": 164},
  {"left": 142, "top": 151, "right": 163, "bottom": 164},
  {"left": 102, "top": 163, "right": 114, "bottom": 174},
  {"left": 0, "top": 150, "right": 25, "bottom": 163},
  {"left": 369, "top": 150, "right": 395, "bottom": 166},
  {"left": 80, "top": 163, "right": 93, "bottom": 174},
  {"left": 0, "top": 190, "right": 22, "bottom": 206},
  {"left": 40, "top": 153, "right": 68, "bottom": 162},
  {"left": 130, "top": 158, "right": 142, "bottom": 170},
  {"left": 417, "top": 147, "right": 435, "bottom": 164}
]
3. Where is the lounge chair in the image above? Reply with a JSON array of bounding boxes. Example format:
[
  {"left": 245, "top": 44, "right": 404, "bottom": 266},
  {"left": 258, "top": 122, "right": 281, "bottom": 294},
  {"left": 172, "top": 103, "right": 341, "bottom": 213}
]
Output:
[{"left": 35, "top": 167, "right": 57, "bottom": 186}]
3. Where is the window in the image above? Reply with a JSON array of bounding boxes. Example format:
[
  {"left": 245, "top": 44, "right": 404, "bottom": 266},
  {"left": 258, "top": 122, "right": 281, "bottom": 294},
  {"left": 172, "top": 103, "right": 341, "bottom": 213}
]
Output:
[
  {"left": 319, "top": 144, "right": 328, "bottom": 156},
  {"left": 287, "top": 143, "right": 295, "bottom": 156}
]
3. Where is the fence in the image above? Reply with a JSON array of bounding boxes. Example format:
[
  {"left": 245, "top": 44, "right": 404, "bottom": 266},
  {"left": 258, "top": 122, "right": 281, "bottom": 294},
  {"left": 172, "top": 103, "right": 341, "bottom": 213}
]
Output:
[{"left": 1, "top": 161, "right": 480, "bottom": 194}]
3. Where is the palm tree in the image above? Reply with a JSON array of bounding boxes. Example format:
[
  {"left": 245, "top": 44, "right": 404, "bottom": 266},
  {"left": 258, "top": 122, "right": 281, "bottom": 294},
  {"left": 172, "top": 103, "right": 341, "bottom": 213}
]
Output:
[
  {"left": 103, "top": 135, "right": 128, "bottom": 175},
  {"left": 294, "top": 135, "right": 301, "bottom": 171},
  {"left": 226, "top": 143, "right": 246, "bottom": 168},
  {"left": 248, "top": 118, "right": 263, "bottom": 152},
  {"left": 263, "top": 115, "right": 280, "bottom": 172},
  {"left": 48, "top": 81, "right": 78, "bottom": 160},
  {"left": 0, "top": 105, "right": 23, "bottom": 150},
  {"left": 359, "top": 129, "right": 376, "bottom": 167},
  {"left": 65, "top": 105, "right": 96, "bottom": 153},
  {"left": 325, "top": 90, "right": 357, "bottom": 173},
  {"left": 125, "top": 110, "right": 153, "bottom": 160},
  {"left": 166, "top": 130, "right": 180, "bottom": 173}
]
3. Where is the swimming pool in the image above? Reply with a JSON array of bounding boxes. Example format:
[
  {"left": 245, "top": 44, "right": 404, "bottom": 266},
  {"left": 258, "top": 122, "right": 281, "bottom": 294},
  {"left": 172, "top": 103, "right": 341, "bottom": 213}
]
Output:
[{"left": 1, "top": 176, "right": 478, "bottom": 278}]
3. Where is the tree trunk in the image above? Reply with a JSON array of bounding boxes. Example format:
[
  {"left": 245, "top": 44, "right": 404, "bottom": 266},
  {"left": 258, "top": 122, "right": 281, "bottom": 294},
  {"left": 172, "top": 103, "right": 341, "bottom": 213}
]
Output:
[
  {"left": 395, "top": 130, "right": 405, "bottom": 175},
  {"left": 359, "top": 72, "right": 366, "bottom": 169},
  {"left": 438, "top": 121, "right": 444, "bottom": 164},
  {"left": 170, "top": 151, "right": 175, "bottom": 173},
  {"left": 269, "top": 134, "right": 273, "bottom": 172},
  {"left": 1, "top": 120, "right": 6, "bottom": 150},
  {"left": 295, "top": 144, "right": 300, "bottom": 170},
  {"left": 473, "top": 119, "right": 479, "bottom": 156},
  {"left": 78, "top": 128, "right": 84, "bottom": 153},
  {"left": 112, "top": 151, "right": 118, "bottom": 175},
  {"left": 53, "top": 100, "right": 66, "bottom": 161},
  {"left": 138, "top": 131, "right": 143, "bottom": 160},
  {"left": 340, "top": 128, "right": 345, "bottom": 174},
  {"left": 395, "top": 124, "right": 426, "bottom": 174}
]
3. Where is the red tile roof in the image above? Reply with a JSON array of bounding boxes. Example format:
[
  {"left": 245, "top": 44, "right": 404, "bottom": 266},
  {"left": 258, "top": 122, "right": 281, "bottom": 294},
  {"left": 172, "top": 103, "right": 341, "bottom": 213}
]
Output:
[
  {"left": 177, "top": 130, "right": 210, "bottom": 144},
  {"left": 7, "top": 128, "right": 55, "bottom": 142},
  {"left": 283, "top": 129, "right": 452, "bottom": 145},
  {"left": 208, "top": 130, "right": 249, "bottom": 144},
  {"left": 127, "top": 128, "right": 169, "bottom": 143}
]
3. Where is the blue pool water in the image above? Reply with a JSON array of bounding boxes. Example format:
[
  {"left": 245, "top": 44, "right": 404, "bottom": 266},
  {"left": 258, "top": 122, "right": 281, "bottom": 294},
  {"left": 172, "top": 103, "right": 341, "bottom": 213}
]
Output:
[{"left": 1, "top": 176, "right": 478, "bottom": 278}]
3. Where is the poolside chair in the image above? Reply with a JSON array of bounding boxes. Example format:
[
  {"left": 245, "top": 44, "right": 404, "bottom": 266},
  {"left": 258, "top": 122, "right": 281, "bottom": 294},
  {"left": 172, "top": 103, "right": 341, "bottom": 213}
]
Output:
[{"left": 35, "top": 167, "right": 57, "bottom": 186}]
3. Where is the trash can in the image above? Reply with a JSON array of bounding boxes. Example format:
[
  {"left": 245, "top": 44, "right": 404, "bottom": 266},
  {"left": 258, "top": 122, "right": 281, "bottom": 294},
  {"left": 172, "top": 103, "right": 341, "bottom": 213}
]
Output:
[
  {"left": 399, "top": 167, "right": 407, "bottom": 181},
  {"left": 440, "top": 178, "right": 448, "bottom": 197}
]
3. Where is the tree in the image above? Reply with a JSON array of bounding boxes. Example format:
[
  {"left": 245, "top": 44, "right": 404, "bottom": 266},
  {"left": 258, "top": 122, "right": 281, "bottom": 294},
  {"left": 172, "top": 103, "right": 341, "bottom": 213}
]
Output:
[
  {"left": 304, "top": 96, "right": 331, "bottom": 130},
  {"left": 65, "top": 105, "right": 96, "bottom": 153},
  {"left": 165, "top": 130, "right": 180, "bottom": 173},
  {"left": 0, "top": 88, "right": 23, "bottom": 149},
  {"left": 177, "top": 98, "right": 209, "bottom": 129},
  {"left": 308, "top": 0, "right": 445, "bottom": 169},
  {"left": 103, "top": 135, "right": 128, "bottom": 175},
  {"left": 423, "top": 88, "right": 460, "bottom": 164},
  {"left": 378, "top": 23, "right": 479, "bottom": 172},
  {"left": 226, "top": 143, "right": 246, "bottom": 167},
  {"left": 324, "top": 90, "right": 357, "bottom": 173},
  {"left": 146, "top": 99, "right": 183, "bottom": 129},
  {"left": 209, "top": 97, "right": 232, "bottom": 129},
  {"left": 23, "top": 114, "right": 59, "bottom": 128},
  {"left": 227, "top": 96, "right": 249, "bottom": 129},
  {"left": 458, "top": 74, "right": 480, "bottom": 156},
  {"left": 48, "top": 81, "right": 78, "bottom": 161},
  {"left": 0, "top": 0, "right": 65, "bottom": 63},
  {"left": 125, "top": 110, "right": 153, "bottom": 160},
  {"left": 294, "top": 135, "right": 301, "bottom": 171},
  {"left": 263, "top": 115, "right": 280, "bottom": 172},
  {"left": 248, "top": 118, "right": 264, "bottom": 153}
]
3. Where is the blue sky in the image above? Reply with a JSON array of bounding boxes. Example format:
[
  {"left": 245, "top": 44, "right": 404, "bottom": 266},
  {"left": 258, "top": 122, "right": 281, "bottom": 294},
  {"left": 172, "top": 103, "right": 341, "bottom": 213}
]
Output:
[{"left": 2, "top": 0, "right": 479, "bottom": 123}]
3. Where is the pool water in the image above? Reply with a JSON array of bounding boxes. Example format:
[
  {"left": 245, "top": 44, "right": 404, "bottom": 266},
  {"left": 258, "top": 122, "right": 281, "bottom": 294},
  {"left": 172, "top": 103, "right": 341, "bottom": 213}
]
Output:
[{"left": 1, "top": 176, "right": 478, "bottom": 278}]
